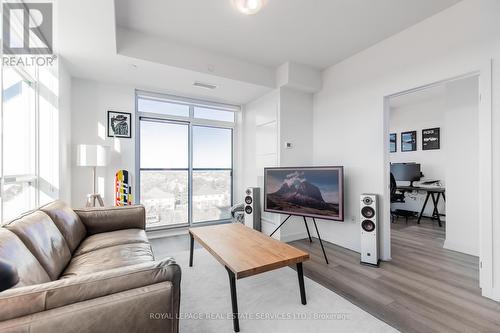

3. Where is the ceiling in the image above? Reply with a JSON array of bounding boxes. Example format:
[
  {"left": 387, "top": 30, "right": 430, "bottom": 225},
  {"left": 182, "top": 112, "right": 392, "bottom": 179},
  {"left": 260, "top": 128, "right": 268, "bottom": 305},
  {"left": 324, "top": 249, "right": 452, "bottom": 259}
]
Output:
[
  {"left": 57, "top": 0, "right": 461, "bottom": 105},
  {"left": 115, "top": 0, "right": 461, "bottom": 70}
]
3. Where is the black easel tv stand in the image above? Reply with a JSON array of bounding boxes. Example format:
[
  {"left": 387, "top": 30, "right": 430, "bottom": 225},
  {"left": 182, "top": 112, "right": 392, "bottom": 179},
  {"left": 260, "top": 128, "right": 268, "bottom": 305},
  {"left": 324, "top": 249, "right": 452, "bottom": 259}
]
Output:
[{"left": 269, "top": 215, "right": 329, "bottom": 264}]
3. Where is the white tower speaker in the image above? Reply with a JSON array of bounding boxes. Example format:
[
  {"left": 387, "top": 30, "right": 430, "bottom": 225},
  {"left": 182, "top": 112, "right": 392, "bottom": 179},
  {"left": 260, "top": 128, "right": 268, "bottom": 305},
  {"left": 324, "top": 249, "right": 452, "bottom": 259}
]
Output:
[
  {"left": 360, "top": 194, "right": 379, "bottom": 266},
  {"left": 244, "top": 187, "right": 261, "bottom": 231}
]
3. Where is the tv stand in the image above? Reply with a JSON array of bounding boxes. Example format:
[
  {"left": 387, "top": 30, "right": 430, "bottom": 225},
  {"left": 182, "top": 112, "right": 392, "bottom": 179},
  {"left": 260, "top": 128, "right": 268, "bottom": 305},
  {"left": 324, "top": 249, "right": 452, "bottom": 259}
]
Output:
[{"left": 270, "top": 215, "right": 329, "bottom": 264}]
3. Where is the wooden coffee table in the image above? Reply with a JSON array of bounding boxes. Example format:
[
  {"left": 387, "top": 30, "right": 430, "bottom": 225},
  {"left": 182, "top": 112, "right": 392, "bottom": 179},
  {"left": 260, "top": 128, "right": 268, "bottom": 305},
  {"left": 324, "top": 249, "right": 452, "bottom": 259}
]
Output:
[{"left": 189, "top": 223, "right": 310, "bottom": 332}]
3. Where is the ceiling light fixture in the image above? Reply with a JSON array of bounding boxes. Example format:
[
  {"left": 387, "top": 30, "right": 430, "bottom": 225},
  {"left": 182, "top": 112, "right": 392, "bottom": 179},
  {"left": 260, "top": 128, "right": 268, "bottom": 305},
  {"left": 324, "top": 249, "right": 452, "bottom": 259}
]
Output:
[{"left": 233, "top": 0, "right": 265, "bottom": 15}]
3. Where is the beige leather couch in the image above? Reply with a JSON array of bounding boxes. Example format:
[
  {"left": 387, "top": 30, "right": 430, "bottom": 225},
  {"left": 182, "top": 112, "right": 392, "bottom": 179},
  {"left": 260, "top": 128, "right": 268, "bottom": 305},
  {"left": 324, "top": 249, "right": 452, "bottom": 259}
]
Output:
[{"left": 0, "top": 201, "right": 181, "bottom": 333}]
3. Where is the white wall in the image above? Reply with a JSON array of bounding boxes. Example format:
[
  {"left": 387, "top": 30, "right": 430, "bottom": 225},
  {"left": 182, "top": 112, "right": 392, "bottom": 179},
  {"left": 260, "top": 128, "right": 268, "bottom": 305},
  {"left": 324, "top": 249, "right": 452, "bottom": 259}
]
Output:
[
  {"left": 37, "top": 59, "right": 72, "bottom": 206},
  {"left": 242, "top": 90, "right": 279, "bottom": 234},
  {"left": 390, "top": 93, "right": 447, "bottom": 215},
  {"left": 278, "top": 87, "right": 314, "bottom": 241},
  {"left": 58, "top": 60, "right": 72, "bottom": 204},
  {"left": 444, "top": 77, "right": 479, "bottom": 256},
  {"left": 312, "top": 0, "right": 499, "bottom": 299},
  {"left": 70, "top": 78, "right": 136, "bottom": 208}
]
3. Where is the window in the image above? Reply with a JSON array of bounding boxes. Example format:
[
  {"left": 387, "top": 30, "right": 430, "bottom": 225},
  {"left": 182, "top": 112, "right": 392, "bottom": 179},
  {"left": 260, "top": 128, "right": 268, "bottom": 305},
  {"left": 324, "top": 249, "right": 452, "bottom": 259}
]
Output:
[
  {"left": 1, "top": 66, "right": 38, "bottom": 222},
  {"left": 136, "top": 91, "right": 238, "bottom": 229},
  {"left": 192, "top": 126, "right": 232, "bottom": 223},
  {"left": 194, "top": 107, "right": 235, "bottom": 122}
]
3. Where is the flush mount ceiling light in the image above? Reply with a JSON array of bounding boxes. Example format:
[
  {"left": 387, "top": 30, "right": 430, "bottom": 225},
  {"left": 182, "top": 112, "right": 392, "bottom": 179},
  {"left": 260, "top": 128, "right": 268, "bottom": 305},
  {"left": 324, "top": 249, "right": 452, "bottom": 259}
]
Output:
[{"left": 233, "top": 0, "right": 265, "bottom": 15}]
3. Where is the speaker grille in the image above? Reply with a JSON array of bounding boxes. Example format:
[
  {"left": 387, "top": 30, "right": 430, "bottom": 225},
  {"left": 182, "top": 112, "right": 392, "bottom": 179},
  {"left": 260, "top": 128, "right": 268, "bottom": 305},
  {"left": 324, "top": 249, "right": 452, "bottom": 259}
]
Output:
[
  {"left": 361, "top": 206, "right": 375, "bottom": 219},
  {"left": 362, "top": 220, "right": 376, "bottom": 232}
]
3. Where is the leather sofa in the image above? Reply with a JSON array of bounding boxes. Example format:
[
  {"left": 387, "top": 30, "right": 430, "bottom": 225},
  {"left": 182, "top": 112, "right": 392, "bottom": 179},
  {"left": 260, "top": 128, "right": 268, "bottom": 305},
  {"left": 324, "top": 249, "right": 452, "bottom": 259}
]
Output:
[{"left": 0, "top": 201, "right": 181, "bottom": 333}]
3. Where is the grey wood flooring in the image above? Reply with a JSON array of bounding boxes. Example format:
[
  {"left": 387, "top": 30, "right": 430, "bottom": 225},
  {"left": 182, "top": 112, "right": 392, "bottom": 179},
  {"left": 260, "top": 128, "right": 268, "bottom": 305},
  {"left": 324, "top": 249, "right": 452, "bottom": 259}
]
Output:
[
  {"left": 290, "top": 218, "right": 500, "bottom": 333},
  {"left": 151, "top": 218, "right": 500, "bottom": 332}
]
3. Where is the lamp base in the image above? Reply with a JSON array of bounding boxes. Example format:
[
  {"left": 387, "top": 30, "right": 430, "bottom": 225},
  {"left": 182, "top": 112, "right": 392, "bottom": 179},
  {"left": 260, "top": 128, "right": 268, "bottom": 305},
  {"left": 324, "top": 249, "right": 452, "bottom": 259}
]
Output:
[{"left": 86, "top": 194, "right": 104, "bottom": 207}]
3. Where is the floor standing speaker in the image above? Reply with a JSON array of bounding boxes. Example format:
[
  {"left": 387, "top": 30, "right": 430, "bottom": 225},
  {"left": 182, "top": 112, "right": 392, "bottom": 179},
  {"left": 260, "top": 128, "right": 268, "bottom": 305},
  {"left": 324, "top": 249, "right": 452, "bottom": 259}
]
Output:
[
  {"left": 360, "top": 194, "right": 379, "bottom": 266},
  {"left": 244, "top": 187, "right": 261, "bottom": 231}
]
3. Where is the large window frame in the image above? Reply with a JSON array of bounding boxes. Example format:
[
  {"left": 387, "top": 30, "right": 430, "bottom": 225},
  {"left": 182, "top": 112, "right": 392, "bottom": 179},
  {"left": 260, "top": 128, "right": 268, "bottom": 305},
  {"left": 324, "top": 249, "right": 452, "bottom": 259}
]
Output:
[
  {"left": 0, "top": 65, "right": 39, "bottom": 224},
  {"left": 135, "top": 90, "right": 238, "bottom": 230}
]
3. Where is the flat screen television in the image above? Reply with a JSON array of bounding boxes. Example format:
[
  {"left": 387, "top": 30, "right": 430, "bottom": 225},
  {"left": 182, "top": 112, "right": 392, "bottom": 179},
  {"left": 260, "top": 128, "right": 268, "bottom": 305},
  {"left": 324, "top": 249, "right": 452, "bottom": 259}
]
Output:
[{"left": 264, "top": 166, "right": 344, "bottom": 221}]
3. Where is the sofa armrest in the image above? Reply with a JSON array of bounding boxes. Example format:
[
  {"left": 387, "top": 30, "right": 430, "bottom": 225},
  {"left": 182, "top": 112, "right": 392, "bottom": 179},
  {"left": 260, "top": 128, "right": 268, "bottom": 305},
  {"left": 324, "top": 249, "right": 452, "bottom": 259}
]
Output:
[
  {"left": 0, "top": 258, "right": 181, "bottom": 322},
  {"left": 74, "top": 205, "right": 146, "bottom": 234}
]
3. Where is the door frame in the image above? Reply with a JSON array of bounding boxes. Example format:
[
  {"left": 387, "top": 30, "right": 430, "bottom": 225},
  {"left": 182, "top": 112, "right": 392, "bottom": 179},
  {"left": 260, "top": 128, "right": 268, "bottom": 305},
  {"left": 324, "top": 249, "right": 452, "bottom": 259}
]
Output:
[{"left": 382, "top": 60, "right": 493, "bottom": 300}]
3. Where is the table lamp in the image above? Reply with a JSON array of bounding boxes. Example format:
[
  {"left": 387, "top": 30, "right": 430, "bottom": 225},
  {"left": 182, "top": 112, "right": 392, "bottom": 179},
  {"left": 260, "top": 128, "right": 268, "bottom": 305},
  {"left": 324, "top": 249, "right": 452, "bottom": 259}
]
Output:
[{"left": 76, "top": 144, "right": 108, "bottom": 207}]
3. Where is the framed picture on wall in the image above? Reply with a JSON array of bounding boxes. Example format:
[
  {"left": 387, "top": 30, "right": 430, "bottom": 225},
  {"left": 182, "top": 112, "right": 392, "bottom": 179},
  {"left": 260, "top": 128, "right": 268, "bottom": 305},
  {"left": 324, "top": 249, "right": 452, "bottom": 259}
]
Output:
[
  {"left": 401, "top": 131, "right": 417, "bottom": 152},
  {"left": 389, "top": 133, "right": 397, "bottom": 153},
  {"left": 108, "top": 111, "right": 132, "bottom": 138},
  {"left": 422, "top": 127, "right": 440, "bottom": 150}
]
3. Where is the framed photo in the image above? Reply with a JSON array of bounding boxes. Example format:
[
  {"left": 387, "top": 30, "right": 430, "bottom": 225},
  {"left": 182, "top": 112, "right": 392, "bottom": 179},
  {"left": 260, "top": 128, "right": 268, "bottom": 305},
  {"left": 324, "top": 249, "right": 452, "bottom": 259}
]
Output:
[
  {"left": 108, "top": 111, "right": 132, "bottom": 138},
  {"left": 389, "top": 133, "right": 397, "bottom": 153},
  {"left": 422, "top": 127, "right": 440, "bottom": 150},
  {"left": 401, "top": 131, "right": 417, "bottom": 152}
]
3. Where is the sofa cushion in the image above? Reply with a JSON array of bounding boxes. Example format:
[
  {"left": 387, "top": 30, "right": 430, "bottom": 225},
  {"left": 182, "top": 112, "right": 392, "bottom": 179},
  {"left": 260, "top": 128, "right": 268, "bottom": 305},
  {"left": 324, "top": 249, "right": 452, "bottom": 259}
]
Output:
[
  {"left": 61, "top": 243, "right": 154, "bottom": 278},
  {"left": 75, "top": 206, "right": 146, "bottom": 235},
  {"left": 40, "top": 200, "right": 87, "bottom": 253},
  {"left": 73, "top": 229, "right": 148, "bottom": 257},
  {"left": 6, "top": 211, "right": 71, "bottom": 281},
  {"left": 0, "top": 228, "right": 50, "bottom": 287}
]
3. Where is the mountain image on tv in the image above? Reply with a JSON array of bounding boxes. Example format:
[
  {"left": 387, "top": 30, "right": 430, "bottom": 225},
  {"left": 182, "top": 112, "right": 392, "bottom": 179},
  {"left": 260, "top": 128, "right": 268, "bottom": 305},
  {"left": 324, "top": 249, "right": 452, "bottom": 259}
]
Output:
[{"left": 265, "top": 167, "right": 343, "bottom": 220}]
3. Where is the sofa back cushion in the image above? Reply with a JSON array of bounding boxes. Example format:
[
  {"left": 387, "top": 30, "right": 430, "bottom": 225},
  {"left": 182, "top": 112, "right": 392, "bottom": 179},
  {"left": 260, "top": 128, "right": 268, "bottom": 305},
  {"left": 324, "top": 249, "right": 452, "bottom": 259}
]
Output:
[
  {"left": 40, "top": 200, "right": 87, "bottom": 253},
  {"left": 0, "top": 228, "right": 50, "bottom": 287},
  {"left": 6, "top": 211, "right": 71, "bottom": 280}
]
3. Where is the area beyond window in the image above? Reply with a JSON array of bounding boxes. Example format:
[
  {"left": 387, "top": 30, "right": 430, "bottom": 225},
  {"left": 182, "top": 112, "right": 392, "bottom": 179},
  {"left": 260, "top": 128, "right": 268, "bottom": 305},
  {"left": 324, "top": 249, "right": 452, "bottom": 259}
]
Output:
[{"left": 136, "top": 91, "right": 238, "bottom": 229}]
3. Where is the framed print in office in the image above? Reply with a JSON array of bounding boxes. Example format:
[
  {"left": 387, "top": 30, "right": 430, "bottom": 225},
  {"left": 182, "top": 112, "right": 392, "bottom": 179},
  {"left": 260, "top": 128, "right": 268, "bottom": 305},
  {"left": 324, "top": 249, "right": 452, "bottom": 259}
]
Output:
[
  {"left": 422, "top": 127, "right": 440, "bottom": 150},
  {"left": 108, "top": 111, "right": 132, "bottom": 138},
  {"left": 401, "top": 131, "right": 416, "bottom": 152},
  {"left": 389, "top": 133, "right": 397, "bottom": 153}
]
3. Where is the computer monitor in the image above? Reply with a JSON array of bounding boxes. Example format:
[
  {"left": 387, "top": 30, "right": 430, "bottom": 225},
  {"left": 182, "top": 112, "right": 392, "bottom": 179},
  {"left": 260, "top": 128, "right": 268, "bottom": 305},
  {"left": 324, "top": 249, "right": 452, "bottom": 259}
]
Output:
[{"left": 390, "top": 163, "right": 421, "bottom": 185}]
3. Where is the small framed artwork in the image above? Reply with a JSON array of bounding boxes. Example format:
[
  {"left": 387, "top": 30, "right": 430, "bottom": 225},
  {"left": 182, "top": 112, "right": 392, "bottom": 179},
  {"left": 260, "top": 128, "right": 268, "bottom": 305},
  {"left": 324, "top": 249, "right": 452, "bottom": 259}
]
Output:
[
  {"left": 401, "top": 131, "right": 417, "bottom": 152},
  {"left": 422, "top": 127, "right": 440, "bottom": 150},
  {"left": 389, "top": 133, "right": 397, "bottom": 153},
  {"left": 108, "top": 111, "right": 132, "bottom": 138}
]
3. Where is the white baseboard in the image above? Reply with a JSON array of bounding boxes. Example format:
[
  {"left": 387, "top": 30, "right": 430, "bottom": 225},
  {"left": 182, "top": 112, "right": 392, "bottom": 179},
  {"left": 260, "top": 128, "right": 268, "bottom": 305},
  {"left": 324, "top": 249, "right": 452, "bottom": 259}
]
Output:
[{"left": 443, "top": 240, "right": 479, "bottom": 257}]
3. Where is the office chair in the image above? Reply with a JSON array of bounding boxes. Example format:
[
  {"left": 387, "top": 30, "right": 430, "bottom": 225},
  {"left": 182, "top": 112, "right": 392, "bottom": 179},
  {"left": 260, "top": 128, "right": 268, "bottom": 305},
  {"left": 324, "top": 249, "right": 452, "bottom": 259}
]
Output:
[{"left": 390, "top": 172, "right": 410, "bottom": 223}]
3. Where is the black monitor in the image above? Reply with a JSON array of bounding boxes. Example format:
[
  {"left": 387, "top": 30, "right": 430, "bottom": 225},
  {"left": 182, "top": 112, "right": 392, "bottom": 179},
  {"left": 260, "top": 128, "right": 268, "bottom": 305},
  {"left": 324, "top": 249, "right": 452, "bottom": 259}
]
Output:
[{"left": 390, "top": 163, "right": 421, "bottom": 185}]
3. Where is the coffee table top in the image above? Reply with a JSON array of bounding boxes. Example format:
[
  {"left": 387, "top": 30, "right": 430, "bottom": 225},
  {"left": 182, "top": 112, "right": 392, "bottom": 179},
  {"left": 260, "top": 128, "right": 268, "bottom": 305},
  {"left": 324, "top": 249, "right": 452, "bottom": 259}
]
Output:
[{"left": 189, "top": 223, "right": 309, "bottom": 279}]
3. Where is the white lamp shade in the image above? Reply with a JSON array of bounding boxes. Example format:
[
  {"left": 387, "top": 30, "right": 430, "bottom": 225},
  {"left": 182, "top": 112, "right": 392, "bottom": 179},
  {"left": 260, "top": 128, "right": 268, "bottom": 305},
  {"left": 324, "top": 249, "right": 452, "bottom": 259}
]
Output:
[{"left": 76, "top": 144, "right": 108, "bottom": 167}]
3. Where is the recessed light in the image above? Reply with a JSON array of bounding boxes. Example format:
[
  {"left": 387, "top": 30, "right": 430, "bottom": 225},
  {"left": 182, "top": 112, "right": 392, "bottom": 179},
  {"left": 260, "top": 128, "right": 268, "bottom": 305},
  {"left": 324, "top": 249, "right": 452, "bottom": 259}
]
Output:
[{"left": 233, "top": 0, "right": 265, "bottom": 15}]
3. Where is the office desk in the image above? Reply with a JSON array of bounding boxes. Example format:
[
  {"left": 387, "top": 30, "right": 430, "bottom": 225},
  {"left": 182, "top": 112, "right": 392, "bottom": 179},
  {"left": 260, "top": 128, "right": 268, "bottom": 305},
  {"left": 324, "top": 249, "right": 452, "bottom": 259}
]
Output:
[{"left": 396, "top": 186, "right": 446, "bottom": 227}]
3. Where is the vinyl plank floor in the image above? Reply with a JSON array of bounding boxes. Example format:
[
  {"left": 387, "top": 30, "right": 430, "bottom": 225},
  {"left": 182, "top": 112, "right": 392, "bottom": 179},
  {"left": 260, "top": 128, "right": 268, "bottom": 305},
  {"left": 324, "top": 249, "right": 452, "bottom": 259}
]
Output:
[
  {"left": 290, "top": 218, "right": 500, "bottom": 333},
  {"left": 151, "top": 218, "right": 500, "bottom": 333}
]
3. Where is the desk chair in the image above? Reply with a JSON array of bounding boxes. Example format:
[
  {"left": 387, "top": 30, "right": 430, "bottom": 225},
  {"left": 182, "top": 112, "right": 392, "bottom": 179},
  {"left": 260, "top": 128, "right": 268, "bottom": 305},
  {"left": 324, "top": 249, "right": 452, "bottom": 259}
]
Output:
[{"left": 390, "top": 173, "right": 412, "bottom": 223}]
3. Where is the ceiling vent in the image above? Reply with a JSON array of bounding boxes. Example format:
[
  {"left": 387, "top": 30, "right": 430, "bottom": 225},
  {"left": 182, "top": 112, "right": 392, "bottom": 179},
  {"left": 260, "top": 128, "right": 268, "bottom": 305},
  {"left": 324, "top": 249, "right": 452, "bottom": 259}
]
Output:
[{"left": 193, "top": 81, "right": 218, "bottom": 90}]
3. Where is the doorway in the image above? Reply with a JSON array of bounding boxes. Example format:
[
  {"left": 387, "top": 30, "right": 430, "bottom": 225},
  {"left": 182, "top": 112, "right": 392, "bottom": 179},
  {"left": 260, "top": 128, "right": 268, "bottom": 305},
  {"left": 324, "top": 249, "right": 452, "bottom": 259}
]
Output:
[{"left": 385, "top": 74, "right": 484, "bottom": 290}]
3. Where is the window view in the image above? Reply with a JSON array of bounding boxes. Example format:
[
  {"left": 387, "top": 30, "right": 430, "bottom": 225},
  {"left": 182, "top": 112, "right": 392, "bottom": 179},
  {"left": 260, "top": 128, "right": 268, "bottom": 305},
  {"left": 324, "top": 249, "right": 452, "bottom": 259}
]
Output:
[
  {"left": 193, "top": 126, "right": 232, "bottom": 223},
  {"left": 140, "top": 120, "right": 189, "bottom": 227},
  {"left": 137, "top": 93, "right": 235, "bottom": 229},
  {"left": 1, "top": 67, "right": 37, "bottom": 222}
]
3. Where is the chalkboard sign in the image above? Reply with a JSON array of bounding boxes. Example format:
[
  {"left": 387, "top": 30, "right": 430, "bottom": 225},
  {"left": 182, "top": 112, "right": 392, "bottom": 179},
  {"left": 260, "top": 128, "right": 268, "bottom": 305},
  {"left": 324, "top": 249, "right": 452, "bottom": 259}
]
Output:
[
  {"left": 422, "top": 128, "right": 440, "bottom": 150},
  {"left": 401, "top": 131, "right": 417, "bottom": 152}
]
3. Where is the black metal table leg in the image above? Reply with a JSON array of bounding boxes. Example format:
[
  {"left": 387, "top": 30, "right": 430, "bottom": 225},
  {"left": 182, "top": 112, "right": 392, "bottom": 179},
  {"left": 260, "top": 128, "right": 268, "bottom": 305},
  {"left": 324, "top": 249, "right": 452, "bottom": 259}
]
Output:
[
  {"left": 417, "top": 192, "right": 431, "bottom": 224},
  {"left": 189, "top": 233, "right": 194, "bottom": 267},
  {"left": 225, "top": 267, "right": 239, "bottom": 332},
  {"left": 431, "top": 193, "right": 442, "bottom": 227},
  {"left": 297, "top": 263, "right": 307, "bottom": 305},
  {"left": 303, "top": 216, "right": 312, "bottom": 243},
  {"left": 312, "top": 218, "right": 329, "bottom": 264}
]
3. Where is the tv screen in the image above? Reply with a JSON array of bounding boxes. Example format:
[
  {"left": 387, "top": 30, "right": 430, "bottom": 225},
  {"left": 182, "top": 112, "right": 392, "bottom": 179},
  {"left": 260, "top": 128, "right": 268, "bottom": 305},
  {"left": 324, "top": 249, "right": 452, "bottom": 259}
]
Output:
[{"left": 264, "top": 166, "right": 344, "bottom": 221}]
